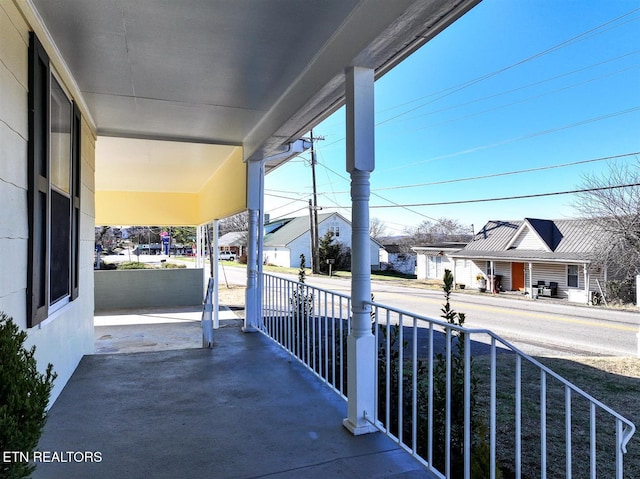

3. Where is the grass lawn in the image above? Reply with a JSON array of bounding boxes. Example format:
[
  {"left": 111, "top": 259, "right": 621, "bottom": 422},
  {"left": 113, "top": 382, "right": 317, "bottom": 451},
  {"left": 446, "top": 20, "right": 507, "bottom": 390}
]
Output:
[{"left": 473, "top": 354, "right": 640, "bottom": 479}]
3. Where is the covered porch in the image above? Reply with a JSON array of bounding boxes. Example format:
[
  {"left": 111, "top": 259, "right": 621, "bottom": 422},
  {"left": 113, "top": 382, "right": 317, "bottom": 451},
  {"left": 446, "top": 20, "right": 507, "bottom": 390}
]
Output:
[{"left": 34, "top": 324, "right": 434, "bottom": 479}]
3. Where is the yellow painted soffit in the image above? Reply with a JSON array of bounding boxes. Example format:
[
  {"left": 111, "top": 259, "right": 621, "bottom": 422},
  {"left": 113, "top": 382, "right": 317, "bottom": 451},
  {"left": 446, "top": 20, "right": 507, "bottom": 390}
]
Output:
[
  {"left": 95, "top": 138, "right": 246, "bottom": 225},
  {"left": 198, "top": 147, "right": 247, "bottom": 223}
]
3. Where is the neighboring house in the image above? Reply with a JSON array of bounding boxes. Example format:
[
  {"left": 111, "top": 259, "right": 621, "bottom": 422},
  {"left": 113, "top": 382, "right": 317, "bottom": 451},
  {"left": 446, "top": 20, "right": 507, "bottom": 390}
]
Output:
[
  {"left": 450, "top": 218, "right": 609, "bottom": 303},
  {"left": 218, "top": 231, "right": 246, "bottom": 258},
  {"left": 263, "top": 213, "right": 381, "bottom": 270},
  {"left": 378, "top": 241, "right": 416, "bottom": 275},
  {"left": 413, "top": 243, "right": 468, "bottom": 280}
]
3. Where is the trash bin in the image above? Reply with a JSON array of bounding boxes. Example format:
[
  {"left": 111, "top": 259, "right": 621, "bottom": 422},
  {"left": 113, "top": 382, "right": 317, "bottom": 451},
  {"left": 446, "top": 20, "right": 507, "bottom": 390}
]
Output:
[{"left": 488, "top": 274, "right": 502, "bottom": 293}]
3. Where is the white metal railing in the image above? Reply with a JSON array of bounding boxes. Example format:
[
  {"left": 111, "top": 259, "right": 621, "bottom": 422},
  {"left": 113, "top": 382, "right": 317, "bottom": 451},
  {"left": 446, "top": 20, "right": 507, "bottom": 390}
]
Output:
[
  {"left": 259, "top": 272, "right": 636, "bottom": 479},
  {"left": 261, "top": 272, "right": 351, "bottom": 399}
]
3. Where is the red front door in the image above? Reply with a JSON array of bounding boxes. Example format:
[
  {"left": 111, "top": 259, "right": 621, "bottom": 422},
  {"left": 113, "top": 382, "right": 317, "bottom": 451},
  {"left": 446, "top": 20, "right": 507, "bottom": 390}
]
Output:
[{"left": 511, "top": 262, "right": 525, "bottom": 291}]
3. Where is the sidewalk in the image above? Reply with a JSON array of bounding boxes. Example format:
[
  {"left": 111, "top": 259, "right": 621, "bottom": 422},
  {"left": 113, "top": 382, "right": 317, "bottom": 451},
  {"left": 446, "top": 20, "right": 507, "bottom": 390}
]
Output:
[{"left": 94, "top": 306, "right": 243, "bottom": 354}]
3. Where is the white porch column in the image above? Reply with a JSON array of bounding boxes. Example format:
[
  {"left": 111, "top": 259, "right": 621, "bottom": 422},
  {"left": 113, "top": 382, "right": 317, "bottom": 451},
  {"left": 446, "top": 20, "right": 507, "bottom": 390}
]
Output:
[
  {"left": 584, "top": 263, "right": 590, "bottom": 304},
  {"left": 343, "top": 66, "right": 377, "bottom": 435},
  {"left": 196, "top": 225, "right": 202, "bottom": 269},
  {"left": 528, "top": 262, "right": 533, "bottom": 298},
  {"left": 244, "top": 159, "right": 263, "bottom": 332},
  {"left": 213, "top": 220, "right": 220, "bottom": 330}
]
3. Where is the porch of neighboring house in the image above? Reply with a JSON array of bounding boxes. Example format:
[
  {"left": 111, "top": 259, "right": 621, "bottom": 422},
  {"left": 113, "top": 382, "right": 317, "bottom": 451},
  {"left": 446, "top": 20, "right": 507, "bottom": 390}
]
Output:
[{"left": 34, "top": 320, "right": 436, "bottom": 479}]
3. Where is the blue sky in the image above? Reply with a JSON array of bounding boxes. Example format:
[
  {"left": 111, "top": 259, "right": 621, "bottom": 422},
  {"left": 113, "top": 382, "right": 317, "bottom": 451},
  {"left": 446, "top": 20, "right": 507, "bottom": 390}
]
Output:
[{"left": 265, "top": 0, "right": 640, "bottom": 236}]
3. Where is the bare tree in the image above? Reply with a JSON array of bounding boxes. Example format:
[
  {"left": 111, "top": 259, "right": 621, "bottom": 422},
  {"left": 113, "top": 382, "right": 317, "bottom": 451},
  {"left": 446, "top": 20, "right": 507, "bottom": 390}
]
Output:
[
  {"left": 218, "top": 211, "right": 249, "bottom": 236},
  {"left": 574, "top": 160, "right": 640, "bottom": 278},
  {"left": 369, "top": 217, "right": 387, "bottom": 241},
  {"left": 405, "top": 217, "right": 472, "bottom": 245}
]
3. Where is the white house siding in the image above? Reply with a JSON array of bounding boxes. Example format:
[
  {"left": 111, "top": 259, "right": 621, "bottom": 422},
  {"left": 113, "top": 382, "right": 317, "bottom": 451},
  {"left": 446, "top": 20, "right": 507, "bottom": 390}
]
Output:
[
  {"left": 522, "top": 262, "right": 603, "bottom": 300},
  {"left": 490, "top": 262, "right": 511, "bottom": 291},
  {"left": 416, "top": 254, "right": 426, "bottom": 279},
  {"left": 425, "top": 255, "right": 454, "bottom": 280},
  {"left": 263, "top": 247, "right": 291, "bottom": 268},
  {"left": 512, "top": 228, "right": 544, "bottom": 250},
  {"left": 267, "top": 214, "right": 380, "bottom": 269},
  {"left": 384, "top": 253, "right": 414, "bottom": 275},
  {"left": 289, "top": 233, "right": 313, "bottom": 269},
  {"left": 369, "top": 242, "right": 381, "bottom": 270},
  {"left": 452, "top": 259, "right": 477, "bottom": 288},
  {"left": 0, "top": 2, "right": 96, "bottom": 404}
]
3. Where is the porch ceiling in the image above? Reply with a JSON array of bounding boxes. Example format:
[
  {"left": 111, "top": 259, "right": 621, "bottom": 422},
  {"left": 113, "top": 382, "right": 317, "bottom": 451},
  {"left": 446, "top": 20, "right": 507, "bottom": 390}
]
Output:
[{"left": 30, "top": 0, "right": 480, "bottom": 224}]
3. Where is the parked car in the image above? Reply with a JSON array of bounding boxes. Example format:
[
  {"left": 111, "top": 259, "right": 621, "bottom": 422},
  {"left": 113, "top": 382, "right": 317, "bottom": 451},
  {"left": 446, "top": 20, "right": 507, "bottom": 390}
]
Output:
[{"left": 218, "top": 251, "right": 236, "bottom": 261}]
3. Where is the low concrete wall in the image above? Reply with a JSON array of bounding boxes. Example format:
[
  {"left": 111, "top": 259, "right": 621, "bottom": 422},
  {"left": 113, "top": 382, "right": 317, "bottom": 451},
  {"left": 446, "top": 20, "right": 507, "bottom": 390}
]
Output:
[{"left": 95, "top": 268, "right": 204, "bottom": 311}]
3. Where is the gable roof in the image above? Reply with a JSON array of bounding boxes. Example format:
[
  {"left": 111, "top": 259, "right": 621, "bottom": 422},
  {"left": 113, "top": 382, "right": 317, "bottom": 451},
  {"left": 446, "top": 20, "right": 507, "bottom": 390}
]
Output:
[
  {"left": 453, "top": 218, "right": 608, "bottom": 263},
  {"left": 264, "top": 212, "right": 342, "bottom": 247},
  {"left": 263, "top": 212, "right": 383, "bottom": 248}
]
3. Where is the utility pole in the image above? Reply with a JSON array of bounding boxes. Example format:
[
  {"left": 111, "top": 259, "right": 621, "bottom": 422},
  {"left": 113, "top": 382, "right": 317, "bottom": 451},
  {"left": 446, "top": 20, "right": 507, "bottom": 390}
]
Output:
[
  {"left": 308, "top": 199, "right": 316, "bottom": 273},
  {"left": 310, "top": 130, "right": 322, "bottom": 274}
]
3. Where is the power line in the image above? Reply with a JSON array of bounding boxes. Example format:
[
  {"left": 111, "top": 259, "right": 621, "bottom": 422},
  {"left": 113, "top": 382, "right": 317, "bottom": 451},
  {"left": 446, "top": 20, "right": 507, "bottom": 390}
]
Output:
[
  {"left": 379, "top": 49, "right": 640, "bottom": 118},
  {"left": 265, "top": 192, "right": 311, "bottom": 203},
  {"left": 316, "top": 161, "right": 442, "bottom": 222},
  {"left": 317, "top": 11, "right": 640, "bottom": 152},
  {"left": 406, "top": 63, "right": 640, "bottom": 132},
  {"left": 267, "top": 207, "right": 308, "bottom": 222},
  {"left": 389, "top": 105, "right": 640, "bottom": 170},
  {"left": 352, "top": 182, "right": 640, "bottom": 209},
  {"left": 368, "top": 152, "right": 640, "bottom": 192},
  {"left": 376, "top": 8, "right": 640, "bottom": 124}
]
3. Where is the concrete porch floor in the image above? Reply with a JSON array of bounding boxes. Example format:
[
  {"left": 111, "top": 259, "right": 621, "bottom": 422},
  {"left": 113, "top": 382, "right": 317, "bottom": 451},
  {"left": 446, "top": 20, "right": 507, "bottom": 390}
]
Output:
[{"left": 33, "top": 315, "right": 436, "bottom": 478}]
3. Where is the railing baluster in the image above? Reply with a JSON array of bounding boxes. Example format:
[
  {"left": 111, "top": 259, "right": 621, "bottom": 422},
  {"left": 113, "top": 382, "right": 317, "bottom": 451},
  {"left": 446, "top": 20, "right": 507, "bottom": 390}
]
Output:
[
  {"left": 590, "top": 402, "right": 596, "bottom": 479},
  {"left": 428, "top": 323, "right": 434, "bottom": 468},
  {"left": 566, "top": 386, "right": 572, "bottom": 478},
  {"left": 541, "top": 370, "right": 547, "bottom": 479},
  {"left": 445, "top": 327, "right": 452, "bottom": 479},
  {"left": 616, "top": 419, "right": 623, "bottom": 479},
  {"left": 385, "top": 309, "right": 391, "bottom": 435},
  {"left": 398, "top": 313, "right": 404, "bottom": 445},
  {"left": 312, "top": 286, "right": 316, "bottom": 374},
  {"left": 324, "top": 293, "right": 328, "bottom": 382},
  {"left": 490, "top": 338, "right": 496, "bottom": 479},
  {"left": 331, "top": 293, "right": 336, "bottom": 389},
  {"left": 412, "top": 316, "right": 418, "bottom": 455},
  {"left": 516, "top": 355, "right": 521, "bottom": 479},
  {"left": 464, "top": 331, "right": 471, "bottom": 479}
]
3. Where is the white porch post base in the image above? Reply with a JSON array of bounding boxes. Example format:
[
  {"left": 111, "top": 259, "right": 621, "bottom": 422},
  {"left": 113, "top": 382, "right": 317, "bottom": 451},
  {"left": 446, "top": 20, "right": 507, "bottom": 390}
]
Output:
[{"left": 343, "top": 328, "right": 378, "bottom": 435}]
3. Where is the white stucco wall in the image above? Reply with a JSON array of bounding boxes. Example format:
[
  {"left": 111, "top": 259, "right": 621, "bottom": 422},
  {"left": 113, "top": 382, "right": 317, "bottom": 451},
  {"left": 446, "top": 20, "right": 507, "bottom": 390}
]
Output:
[{"left": 0, "top": 2, "right": 96, "bottom": 405}]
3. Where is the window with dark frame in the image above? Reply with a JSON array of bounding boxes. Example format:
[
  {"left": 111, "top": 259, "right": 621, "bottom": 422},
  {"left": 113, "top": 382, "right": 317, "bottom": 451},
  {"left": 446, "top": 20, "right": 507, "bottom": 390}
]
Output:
[
  {"left": 567, "top": 264, "right": 579, "bottom": 288},
  {"left": 27, "top": 32, "right": 81, "bottom": 327}
]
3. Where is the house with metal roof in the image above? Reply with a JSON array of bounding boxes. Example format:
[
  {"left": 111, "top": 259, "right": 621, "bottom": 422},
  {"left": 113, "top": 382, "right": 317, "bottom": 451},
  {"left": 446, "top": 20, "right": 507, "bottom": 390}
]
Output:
[
  {"left": 263, "top": 212, "right": 381, "bottom": 270},
  {"left": 450, "top": 218, "right": 610, "bottom": 303}
]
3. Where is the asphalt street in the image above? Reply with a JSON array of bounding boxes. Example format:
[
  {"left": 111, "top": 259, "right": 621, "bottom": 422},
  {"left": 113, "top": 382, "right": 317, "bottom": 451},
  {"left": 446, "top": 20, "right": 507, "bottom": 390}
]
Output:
[{"left": 222, "top": 266, "right": 640, "bottom": 358}]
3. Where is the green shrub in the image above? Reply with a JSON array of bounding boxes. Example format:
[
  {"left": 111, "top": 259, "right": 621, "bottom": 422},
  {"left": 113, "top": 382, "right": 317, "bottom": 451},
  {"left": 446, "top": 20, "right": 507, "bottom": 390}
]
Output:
[
  {"left": 376, "top": 270, "right": 501, "bottom": 478},
  {"left": 116, "top": 261, "right": 147, "bottom": 270},
  {"left": 160, "top": 262, "right": 186, "bottom": 269},
  {"left": 99, "top": 261, "right": 117, "bottom": 270},
  {"left": 0, "top": 312, "right": 56, "bottom": 479},
  {"left": 605, "top": 279, "right": 635, "bottom": 304}
]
